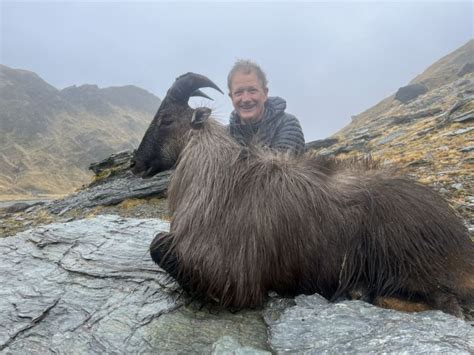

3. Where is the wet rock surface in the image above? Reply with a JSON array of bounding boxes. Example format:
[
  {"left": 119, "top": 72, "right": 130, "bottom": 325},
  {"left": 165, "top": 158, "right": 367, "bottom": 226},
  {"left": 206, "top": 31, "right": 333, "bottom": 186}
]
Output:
[
  {"left": 0, "top": 215, "right": 270, "bottom": 354},
  {"left": 0, "top": 216, "right": 174, "bottom": 353},
  {"left": 1, "top": 215, "right": 473, "bottom": 353},
  {"left": 265, "top": 294, "right": 474, "bottom": 353},
  {"left": 47, "top": 170, "right": 172, "bottom": 215}
]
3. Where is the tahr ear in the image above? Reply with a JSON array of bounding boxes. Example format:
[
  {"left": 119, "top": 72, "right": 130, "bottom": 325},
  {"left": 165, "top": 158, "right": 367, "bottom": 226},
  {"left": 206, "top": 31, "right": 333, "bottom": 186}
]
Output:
[{"left": 190, "top": 107, "right": 212, "bottom": 128}]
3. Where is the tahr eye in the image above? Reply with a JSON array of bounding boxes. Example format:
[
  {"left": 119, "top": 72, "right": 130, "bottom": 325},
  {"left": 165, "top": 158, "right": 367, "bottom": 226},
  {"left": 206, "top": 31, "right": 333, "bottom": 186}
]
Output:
[{"left": 161, "top": 114, "right": 173, "bottom": 126}]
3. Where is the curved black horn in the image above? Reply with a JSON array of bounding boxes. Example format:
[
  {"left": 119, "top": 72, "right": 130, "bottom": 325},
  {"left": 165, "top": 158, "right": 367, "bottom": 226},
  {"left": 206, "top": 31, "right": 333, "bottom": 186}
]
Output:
[
  {"left": 167, "top": 72, "right": 223, "bottom": 103},
  {"left": 190, "top": 89, "right": 213, "bottom": 101}
]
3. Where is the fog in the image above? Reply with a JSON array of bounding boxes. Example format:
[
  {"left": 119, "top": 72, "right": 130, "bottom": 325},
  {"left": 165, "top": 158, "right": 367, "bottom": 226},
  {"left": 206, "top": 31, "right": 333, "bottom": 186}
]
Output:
[{"left": 1, "top": 1, "right": 472, "bottom": 141}]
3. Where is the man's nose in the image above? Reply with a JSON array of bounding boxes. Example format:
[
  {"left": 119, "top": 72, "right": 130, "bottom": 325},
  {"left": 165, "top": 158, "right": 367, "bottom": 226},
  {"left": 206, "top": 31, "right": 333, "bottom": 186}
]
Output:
[{"left": 241, "top": 91, "right": 251, "bottom": 101}]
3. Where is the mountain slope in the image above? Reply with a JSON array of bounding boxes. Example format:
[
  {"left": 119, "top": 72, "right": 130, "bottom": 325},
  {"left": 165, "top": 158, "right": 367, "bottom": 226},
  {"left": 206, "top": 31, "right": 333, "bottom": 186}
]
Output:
[
  {"left": 308, "top": 40, "right": 473, "bottom": 224},
  {"left": 0, "top": 65, "right": 161, "bottom": 198}
]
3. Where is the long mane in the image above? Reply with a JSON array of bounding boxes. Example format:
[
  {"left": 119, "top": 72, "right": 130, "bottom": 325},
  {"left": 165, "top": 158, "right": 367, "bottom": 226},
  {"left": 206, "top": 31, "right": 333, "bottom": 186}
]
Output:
[{"left": 165, "top": 117, "right": 472, "bottom": 309}]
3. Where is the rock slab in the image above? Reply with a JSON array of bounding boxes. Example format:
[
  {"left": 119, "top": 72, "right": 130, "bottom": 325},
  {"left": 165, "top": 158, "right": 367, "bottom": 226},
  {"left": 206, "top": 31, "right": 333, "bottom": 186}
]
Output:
[
  {"left": 265, "top": 294, "right": 474, "bottom": 353},
  {"left": 0, "top": 215, "right": 177, "bottom": 353},
  {"left": 47, "top": 170, "right": 172, "bottom": 214},
  {"left": 0, "top": 215, "right": 269, "bottom": 354},
  {"left": 1, "top": 216, "right": 473, "bottom": 354}
]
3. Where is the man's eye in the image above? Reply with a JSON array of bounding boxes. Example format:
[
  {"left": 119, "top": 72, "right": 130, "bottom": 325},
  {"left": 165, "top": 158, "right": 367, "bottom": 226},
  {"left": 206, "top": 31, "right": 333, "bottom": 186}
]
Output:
[{"left": 249, "top": 89, "right": 257, "bottom": 94}]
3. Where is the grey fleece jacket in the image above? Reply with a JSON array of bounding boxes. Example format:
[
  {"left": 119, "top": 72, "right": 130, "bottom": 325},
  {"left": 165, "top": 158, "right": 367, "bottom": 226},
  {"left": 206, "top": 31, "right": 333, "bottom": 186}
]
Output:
[{"left": 228, "top": 96, "right": 305, "bottom": 155}]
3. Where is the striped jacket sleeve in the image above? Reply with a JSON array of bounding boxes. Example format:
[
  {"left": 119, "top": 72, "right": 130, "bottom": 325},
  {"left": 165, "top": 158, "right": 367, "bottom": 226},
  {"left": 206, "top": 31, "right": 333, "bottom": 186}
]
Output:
[{"left": 271, "top": 113, "right": 306, "bottom": 155}]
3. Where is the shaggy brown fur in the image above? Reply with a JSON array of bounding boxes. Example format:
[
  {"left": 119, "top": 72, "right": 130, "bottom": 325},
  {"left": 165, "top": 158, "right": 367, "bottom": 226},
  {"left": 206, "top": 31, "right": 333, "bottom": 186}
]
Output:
[{"left": 150, "top": 111, "right": 473, "bottom": 318}]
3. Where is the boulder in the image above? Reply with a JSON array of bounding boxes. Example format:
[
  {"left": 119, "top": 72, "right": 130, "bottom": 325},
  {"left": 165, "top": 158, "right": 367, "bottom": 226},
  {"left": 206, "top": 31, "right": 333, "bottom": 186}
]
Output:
[{"left": 395, "top": 83, "right": 428, "bottom": 103}]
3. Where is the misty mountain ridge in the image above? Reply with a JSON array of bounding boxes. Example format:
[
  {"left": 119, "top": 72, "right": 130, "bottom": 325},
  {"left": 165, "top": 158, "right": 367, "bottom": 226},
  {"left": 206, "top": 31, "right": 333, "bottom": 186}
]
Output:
[
  {"left": 310, "top": 39, "right": 473, "bottom": 223},
  {"left": 0, "top": 64, "right": 161, "bottom": 198},
  {"left": 343, "top": 40, "right": 473, "bottom": 133}
]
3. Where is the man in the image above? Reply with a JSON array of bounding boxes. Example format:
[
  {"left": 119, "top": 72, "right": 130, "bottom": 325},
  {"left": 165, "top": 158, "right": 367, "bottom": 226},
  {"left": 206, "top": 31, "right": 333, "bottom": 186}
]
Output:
[{"left": 228, "top": 60, "right": 305, "bottom": 155}]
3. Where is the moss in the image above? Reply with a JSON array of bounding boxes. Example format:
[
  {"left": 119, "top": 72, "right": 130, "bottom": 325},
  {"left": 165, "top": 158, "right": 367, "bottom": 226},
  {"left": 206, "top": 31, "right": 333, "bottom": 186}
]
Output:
[
  {"left": 0, "top": 207, "right": 55, "bottom": 237},
  {"left": 92, "top": 169, "right": 112, "bottom": 182}
]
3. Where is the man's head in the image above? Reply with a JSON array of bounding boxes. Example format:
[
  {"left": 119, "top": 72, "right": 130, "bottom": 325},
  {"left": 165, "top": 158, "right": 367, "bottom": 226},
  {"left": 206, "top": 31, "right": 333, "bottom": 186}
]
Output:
[{"left": 227, "top": 60, "right": 269, "bottom": 123}]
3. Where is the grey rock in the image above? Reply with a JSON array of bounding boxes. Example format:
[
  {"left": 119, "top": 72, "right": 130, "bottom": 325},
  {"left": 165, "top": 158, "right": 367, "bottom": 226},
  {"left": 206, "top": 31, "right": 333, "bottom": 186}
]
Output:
[
  {"left": 354, "top": 128, "right": 369, "bottom": 135},
  {"left": 305, "top": 138, "right": 339, "bottom": 150},
  {"left": 211, "top": 336, "right": 270, "bottom": 354},
  {"left": 444, "top": 127, "right": 474, "bottom": 137},
  {"left": 352, "top": 130, "right": 380, "bottom": 141},
  {"left": 388, "top": 107, "right": 442, "bottom": 125},
  {"left": 439, "top": 187, "right": 449, "bottom": 194},
  {"left": 0, "top": 215, "right": 271, "bottom": 354},
  {"left": 468, "top": 223, "right": 474, "bottom": 235},
  {"left": 1, "top": 201, "right": 46, "bottom": 214},
  {"left": 448, "top": 98, "right": 473, "bottom": 116},
  {"left": 437, "top": 98, "right": 474, "bottom": 126},
  {"left": 452, "top": 183, "right": 464, "bottom": 190},
  {"left": 264, "top": 294, "right": 474, "bottom": 353},
  {"left": 395, "top": 83, "right": 428, "bottom": 103},
  {"left": 458, "top": 62, "right": 474, "bottom": 77},
  {"left": 463, "top": 157, "right": 474, "bottom": 164},
  {"left": 89, "top": 150, "right": 134, "bottom": 176},
  {"left": 456, "top": 79, "right": 471, "bottom": 87},
  {"left": 3, "top": 202, "right": 33, "bottom": 214},
  {"left": 416, "top": 126, "right": 435, "bottom": 136},
  {"left": 452, "top": 111, "right": 474, "bottom": 123},
  {"left": 46, "top": 170, "right": 172, "bottom": 214},
  {"left": 2, "top": 216, "right": 474, "bottom": 353},
  {"left": 349, "top": 139, "right": 369, "bottom": 152},
  {"left": 376, "top": 130, "right": 406, "bottom": 146},
  {"left": 404, "top": 159, "right": 432, "bottom": 168},
  {"left": 143, "top": 303, "right": 269, "bottom": 353},
  {"left": 320, "top": 145, "right": 353, "bottom": 156},
  {"left": 0, "top": 215, "right": 176, "bottom": 353}
]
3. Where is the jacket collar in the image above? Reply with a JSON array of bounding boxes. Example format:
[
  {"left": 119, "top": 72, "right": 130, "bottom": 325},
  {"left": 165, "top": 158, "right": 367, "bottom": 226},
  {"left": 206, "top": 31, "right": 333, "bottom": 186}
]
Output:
[{"left": 229, "top": 96, "right": 287, "bottom": 127}]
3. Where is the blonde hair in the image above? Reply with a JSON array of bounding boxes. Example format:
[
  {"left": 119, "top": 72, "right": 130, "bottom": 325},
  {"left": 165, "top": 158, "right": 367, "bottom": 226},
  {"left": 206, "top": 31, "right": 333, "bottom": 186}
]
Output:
[{"left": 227, "top": 59, "right": 268, "bottom": 91}]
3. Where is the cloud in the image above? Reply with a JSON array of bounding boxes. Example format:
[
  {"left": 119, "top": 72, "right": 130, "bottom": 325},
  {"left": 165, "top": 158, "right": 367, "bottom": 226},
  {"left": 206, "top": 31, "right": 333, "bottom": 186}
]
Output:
[{"left": 2, "top": 1, "right": 472, "bottom": 140}]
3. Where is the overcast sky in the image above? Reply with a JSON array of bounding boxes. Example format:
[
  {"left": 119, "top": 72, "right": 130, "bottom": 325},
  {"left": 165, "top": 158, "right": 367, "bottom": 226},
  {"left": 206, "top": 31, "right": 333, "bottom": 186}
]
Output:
[{"left": 1, "top": 1, "right": 472, "bottom": 141}]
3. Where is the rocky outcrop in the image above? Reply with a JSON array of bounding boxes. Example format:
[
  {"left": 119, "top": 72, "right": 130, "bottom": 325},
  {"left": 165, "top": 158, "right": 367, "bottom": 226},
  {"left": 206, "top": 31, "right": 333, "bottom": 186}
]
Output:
[
  {"left": 395, "top": 83, "right": 428, "bottom": 103},
  {"left": 458, "top": 62, "right": 474, "bottom": 77},
  {"left": 312, "top": 75, "right": 473, "bottom": 228},
  {"left": 89, "top": 151, "right": 135, "bottom": 176},
  {"left": 387, "top": 107, "right": 442, "bottom": 125},
  {"left": 305, "top": 137, "right": 339, "bottom": 150},
  {"left": 266, "top": 294, "right": 473, "bottom": 353},
  {"left": 47, "top": 170, "right": 172, "bottom": 215},
  {"left": 1, "top": 215, "right": 472, "bottom": 353}
]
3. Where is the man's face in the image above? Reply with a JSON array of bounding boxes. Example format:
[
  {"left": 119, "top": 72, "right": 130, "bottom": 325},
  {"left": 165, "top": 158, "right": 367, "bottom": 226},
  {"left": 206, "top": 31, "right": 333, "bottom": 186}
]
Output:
[{"left": 229, "top": 71, "right": 268, "bottom": 123}]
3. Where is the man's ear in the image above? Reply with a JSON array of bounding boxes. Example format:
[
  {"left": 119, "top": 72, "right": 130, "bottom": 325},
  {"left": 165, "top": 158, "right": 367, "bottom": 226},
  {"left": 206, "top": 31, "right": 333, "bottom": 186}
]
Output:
[{"left": 263, "top": 87, "right": 269, "bottom": 101}]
